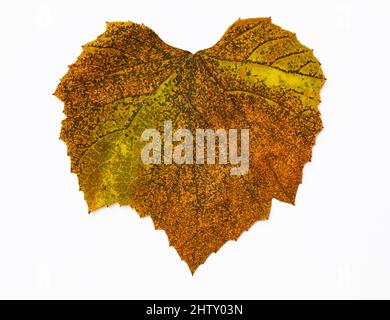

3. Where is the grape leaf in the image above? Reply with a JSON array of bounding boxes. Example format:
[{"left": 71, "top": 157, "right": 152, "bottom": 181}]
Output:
[{"left": 54, "top": 18, "right": 325, "bottom": 273}]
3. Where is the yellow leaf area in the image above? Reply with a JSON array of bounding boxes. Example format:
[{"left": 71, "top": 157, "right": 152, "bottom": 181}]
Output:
[{"left": 54, "top": 18, "right": 325, "bottom": 273}]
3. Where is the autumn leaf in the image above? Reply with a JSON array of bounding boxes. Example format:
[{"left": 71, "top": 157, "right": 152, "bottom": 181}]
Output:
[{"left": 54, "top": 18, "right": 325, "bottom": 273}]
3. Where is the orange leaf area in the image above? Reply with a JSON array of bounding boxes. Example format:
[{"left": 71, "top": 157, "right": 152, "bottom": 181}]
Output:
[{"left": 55, "top": 18, "right": 325, "bottom": 273}]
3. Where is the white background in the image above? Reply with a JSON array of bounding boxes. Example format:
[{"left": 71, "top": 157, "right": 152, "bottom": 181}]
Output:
[{"left": 0, "top": 0, "right": 389, "bottom": 299}]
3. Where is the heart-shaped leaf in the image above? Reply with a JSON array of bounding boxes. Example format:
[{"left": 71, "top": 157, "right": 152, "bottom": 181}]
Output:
[{"left": 55, "top": 18, "right": 325, "bottom": 273}]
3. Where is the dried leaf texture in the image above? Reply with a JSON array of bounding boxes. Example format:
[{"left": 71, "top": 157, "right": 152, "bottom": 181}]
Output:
[{"left": 55, "top": 18, "right": 325, "bottom": 273}]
